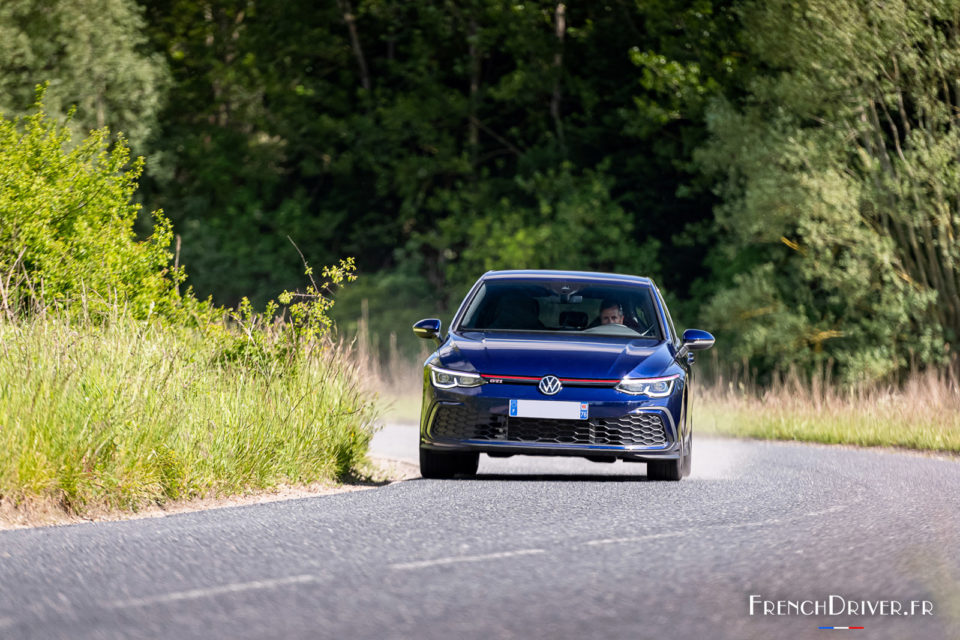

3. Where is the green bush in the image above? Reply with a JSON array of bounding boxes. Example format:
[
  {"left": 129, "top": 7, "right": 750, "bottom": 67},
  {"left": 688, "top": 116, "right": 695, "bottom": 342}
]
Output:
[{"left": 0, "top": 90, "right": 181, "bottom": 320}]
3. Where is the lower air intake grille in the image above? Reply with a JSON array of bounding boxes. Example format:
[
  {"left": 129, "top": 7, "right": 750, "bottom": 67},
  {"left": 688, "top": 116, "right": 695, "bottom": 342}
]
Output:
[{"left": 430, "top": 405, "right": 667, "bottom": 447}]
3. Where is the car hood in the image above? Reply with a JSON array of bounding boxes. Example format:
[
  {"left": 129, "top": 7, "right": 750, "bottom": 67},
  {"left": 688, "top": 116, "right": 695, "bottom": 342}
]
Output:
[{"left": 438, "top": 331, "right": 676, "bottom": 380}]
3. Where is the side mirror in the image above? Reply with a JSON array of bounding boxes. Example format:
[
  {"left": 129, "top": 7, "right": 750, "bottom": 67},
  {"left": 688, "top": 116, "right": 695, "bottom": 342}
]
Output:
[
  {"left": 413, "top": 318, "right": 442, "bottom": 342},
  {"left": 682, "top": 329, "right": 715, "bottom": 351},
  {"left": 677, "top": 329, "right": 714, "bottom": 362}
]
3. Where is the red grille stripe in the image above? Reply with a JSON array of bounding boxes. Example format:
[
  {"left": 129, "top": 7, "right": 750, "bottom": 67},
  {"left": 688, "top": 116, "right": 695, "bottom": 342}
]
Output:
[{"left": 480, "top": 374, "right": 618, "bottom": 384}]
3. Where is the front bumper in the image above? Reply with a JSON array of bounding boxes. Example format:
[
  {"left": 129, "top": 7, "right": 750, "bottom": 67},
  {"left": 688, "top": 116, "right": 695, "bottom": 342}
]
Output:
[{"left": 420, "top": 383, "right": 685, "bottom": 462}]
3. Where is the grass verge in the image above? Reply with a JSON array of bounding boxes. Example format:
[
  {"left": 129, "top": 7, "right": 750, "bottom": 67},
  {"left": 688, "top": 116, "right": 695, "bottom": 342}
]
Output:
[
  {"left": 696, "top": 371, "right": 960, "bottom": 453},
  {"left": 0, "top": 311, "right": 380, "bottom": 517}
]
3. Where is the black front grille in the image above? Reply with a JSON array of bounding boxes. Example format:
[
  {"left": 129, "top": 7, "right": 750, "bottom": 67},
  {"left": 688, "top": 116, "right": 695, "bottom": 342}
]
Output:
[{"left": 430, "top": 405, "right": 667, "bottom": 447}]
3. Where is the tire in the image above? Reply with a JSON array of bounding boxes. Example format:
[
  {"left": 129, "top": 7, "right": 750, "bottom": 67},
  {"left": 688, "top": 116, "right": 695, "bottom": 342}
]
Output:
[
  {"left": 647, "top": 458, "right": 683, "bottom": 481},
  {"left": 419, "top": 447, "right": 479, "bottom": 479},
  {"left": 681, "top": 442, "right": 692, "bottom": 478}
]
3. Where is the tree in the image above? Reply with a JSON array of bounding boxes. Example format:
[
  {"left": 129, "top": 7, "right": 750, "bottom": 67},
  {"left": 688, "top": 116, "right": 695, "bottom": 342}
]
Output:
[
  {"left": 0, "top": 0, "right": 168, "bottom": 151},
  {"left": 698, "top": 0, "right": 958, "bottom": 381}
]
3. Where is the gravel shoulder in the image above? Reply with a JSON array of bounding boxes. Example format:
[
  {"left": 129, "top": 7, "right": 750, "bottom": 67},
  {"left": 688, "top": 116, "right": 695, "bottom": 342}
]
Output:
[{"left": 0, "top": 455, "right": 419, "bottom": 531}]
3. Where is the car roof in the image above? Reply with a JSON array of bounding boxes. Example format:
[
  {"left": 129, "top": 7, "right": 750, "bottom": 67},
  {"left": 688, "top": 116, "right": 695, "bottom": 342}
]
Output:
[{"left": 481, "top": 269, "right": 654, "bottom": 286}]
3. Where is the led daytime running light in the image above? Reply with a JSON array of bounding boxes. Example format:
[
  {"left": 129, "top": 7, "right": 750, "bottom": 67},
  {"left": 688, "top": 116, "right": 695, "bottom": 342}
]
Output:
[
  {"left": 616, "top": 374, "right": 679, "bottom": 397},
  {"left": 429, "top": 365, "right": 484, "bottom": 389}
]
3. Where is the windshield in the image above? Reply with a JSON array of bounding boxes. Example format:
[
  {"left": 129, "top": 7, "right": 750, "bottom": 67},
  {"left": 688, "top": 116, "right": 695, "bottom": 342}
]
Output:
[{"left": 457, "top": 280, "right": 663, "bottom": 339}]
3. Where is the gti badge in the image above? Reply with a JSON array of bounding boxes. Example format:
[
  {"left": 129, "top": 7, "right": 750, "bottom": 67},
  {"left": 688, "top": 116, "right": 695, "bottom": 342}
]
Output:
[{"left": 538, "top": 375, "right": 562, "bottom": 396}]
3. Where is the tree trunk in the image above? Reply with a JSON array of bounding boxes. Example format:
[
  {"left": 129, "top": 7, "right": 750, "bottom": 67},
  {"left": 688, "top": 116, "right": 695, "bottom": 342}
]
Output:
[
  {"left": 337, "top": 0, "right": 371, "bottom": 92},
  {"left": 550, "top": 3, "right": 566, "bottom": 150},
  {"left": 467, "top": 18, "right": 480, "bottom": 158}
]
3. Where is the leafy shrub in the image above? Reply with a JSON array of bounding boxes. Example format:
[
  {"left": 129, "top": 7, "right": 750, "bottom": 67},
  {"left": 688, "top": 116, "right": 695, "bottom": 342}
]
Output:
[{"left": 0, "top": 89, "right": 181, "bottom": 320}]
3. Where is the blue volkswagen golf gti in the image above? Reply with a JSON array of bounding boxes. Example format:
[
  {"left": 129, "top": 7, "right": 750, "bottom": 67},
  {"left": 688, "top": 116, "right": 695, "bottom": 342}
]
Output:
[{"left": 413, "top": 270, "right": 714, "bottom": 481}]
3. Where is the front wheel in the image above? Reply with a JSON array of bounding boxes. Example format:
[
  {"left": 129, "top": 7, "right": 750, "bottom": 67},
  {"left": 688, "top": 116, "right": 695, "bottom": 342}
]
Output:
[
  {"left": 647, "top": 458, "right": 682, "bottom": 481},
  {"left": 419, "top": 447, "right": 479, "bottom": 479}
]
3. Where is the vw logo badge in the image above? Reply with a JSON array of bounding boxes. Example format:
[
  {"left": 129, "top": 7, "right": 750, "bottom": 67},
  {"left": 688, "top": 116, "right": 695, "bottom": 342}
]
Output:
[{"left": 538, "top": 375, "right": 562, "bottom": 396}]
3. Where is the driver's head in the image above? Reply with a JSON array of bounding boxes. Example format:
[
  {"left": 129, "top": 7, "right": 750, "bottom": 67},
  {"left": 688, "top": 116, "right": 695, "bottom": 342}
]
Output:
[{"left": 599, "top": 300, "right": 624, "bottom": 325}]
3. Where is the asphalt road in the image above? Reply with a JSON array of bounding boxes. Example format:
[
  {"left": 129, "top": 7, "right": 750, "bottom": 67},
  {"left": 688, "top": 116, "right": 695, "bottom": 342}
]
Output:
[{"left": 1, "top": 424, "right": 958, "bottom": 640}]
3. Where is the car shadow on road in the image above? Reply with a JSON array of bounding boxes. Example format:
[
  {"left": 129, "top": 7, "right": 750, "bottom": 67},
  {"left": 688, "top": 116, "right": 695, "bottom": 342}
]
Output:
[{"left": 409, "top": 473, "right": 659, "bottom": 483}]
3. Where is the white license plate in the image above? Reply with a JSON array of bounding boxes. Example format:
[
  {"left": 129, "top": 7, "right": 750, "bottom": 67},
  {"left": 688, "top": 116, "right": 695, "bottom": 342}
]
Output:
[{"left": 509, "top": 399, "right": 588, "bottom": 420}]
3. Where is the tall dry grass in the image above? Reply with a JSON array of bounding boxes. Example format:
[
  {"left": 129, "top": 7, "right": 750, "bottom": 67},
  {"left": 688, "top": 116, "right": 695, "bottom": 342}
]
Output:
[
  {"left": 346, "top": 306, "right": 429, "bottom": 423},
  {"left": 697, "top": 361, "right": 960, "bottom": 452}
]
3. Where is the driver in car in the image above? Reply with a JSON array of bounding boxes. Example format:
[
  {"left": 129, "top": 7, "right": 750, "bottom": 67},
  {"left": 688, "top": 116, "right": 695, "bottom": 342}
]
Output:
[{"left": 598, "top": 299, "right": 624, "bottom": 325}]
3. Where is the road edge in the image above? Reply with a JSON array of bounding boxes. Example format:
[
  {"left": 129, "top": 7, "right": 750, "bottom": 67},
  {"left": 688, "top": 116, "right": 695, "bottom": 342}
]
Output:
[{"left": 0, "top": 455, "right": 420, "bottom": 532}]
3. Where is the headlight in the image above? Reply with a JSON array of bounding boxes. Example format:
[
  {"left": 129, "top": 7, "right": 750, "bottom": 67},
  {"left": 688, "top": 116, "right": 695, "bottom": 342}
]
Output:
[
  {"left": 616, "top": 374, "right": 678, "bottom": 397},
  {"left": 429, "top": 365, "right": 484, "bottom": 389}
]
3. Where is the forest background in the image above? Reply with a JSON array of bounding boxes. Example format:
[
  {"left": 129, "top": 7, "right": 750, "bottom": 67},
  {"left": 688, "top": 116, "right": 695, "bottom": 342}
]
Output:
[{"left": 4, "top": 0, "right": 960, "bottom": 384}]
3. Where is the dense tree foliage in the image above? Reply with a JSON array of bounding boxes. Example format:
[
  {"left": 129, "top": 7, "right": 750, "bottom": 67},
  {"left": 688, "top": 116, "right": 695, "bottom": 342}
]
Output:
[
  {"left": 3, "top": 0, "right": 959, "bottom": 380},
  {"left": 699, "top": 0, "right": 960, "bottom": 380},
  {"left": 131, "top": 0, "right": 741, "bottom": 359},
  {"left": 137, "top": 1, "right": 734, "bottom": 302},
  {"left": 0, "top": 0, "right": 167, "bottom": 151}
]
